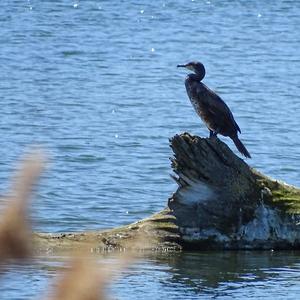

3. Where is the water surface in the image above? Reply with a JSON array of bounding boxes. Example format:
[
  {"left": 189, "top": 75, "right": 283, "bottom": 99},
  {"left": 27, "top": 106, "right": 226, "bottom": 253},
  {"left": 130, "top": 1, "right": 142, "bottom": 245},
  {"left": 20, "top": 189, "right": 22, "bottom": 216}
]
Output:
[{"left": 0, "top": 0, "right": 300, "bottom": 299}]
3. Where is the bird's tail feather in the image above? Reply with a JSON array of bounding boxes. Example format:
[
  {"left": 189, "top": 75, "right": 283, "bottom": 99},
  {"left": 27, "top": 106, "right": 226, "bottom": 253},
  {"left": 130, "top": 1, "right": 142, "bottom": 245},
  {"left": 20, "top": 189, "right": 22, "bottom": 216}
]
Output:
[{"left": 232, "top": 136, "right": 251, "bottom": 158}]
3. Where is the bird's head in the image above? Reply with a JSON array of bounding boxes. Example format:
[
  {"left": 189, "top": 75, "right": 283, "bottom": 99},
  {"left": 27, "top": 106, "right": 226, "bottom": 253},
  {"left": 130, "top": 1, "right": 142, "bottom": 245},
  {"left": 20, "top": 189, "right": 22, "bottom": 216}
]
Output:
[{"left": 177, "top": 61, "right": 206, "bottom": 80}]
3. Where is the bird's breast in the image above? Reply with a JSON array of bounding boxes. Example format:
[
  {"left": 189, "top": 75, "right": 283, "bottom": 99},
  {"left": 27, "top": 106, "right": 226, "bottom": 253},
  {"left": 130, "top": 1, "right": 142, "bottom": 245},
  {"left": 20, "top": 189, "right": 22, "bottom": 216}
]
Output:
[
  {"left": 184, "top": 78, "right": 218, "bottom": 131},
  {"left": 185, "top": 79, "right": 205, "bottom": 115}
]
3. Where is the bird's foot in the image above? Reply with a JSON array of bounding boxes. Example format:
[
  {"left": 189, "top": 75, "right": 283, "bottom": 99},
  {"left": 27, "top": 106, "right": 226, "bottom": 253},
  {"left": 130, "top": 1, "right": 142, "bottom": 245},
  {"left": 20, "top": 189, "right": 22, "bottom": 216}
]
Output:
[{"left": 209, "top": 130, "right": 218, "bottom": 138}]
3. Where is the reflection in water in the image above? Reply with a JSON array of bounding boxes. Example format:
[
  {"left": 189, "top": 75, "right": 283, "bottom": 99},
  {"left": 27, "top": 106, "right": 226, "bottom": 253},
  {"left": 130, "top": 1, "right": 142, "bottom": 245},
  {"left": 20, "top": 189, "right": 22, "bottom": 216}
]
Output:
[
  {"left": 141, "top": 251, "right": 300, "bottom": 298},
  {"left": 1, "top": 251, "right": 300, "bottom": 299}
]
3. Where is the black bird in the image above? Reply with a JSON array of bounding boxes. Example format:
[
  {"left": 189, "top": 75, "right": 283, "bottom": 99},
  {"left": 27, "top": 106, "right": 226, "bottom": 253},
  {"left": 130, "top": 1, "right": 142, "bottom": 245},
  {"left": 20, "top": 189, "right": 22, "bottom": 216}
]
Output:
[{"left": 177, "top": 61, "right": 251, "bottom": 158}]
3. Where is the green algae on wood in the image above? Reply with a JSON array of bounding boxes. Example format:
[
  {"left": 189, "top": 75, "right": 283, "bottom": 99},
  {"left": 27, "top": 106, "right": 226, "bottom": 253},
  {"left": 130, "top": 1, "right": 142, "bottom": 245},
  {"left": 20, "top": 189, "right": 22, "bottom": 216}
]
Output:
[{"left": 255, "top": 173, "right": 300, "bottom": 214}]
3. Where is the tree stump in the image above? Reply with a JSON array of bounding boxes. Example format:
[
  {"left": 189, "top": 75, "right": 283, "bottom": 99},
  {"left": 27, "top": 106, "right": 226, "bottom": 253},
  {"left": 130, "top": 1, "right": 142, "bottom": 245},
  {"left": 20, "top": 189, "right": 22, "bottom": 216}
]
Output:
[{"left": 169, "top": 133, "right": 300, "bottom": 249}]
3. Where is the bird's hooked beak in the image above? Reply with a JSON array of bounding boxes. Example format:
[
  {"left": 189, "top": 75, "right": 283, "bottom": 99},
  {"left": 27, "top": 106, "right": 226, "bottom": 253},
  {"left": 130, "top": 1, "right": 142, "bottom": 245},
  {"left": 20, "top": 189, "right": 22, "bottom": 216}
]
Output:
[{"left": 177, "top": 63, "right": 194, "bottom": 71}]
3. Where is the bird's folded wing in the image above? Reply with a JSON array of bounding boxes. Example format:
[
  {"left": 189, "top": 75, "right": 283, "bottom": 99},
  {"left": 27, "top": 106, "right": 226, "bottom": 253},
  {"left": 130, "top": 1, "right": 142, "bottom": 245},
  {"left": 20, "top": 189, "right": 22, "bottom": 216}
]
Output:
[{"left": 201, "top": 89, "right": 241, "bottom": 134}]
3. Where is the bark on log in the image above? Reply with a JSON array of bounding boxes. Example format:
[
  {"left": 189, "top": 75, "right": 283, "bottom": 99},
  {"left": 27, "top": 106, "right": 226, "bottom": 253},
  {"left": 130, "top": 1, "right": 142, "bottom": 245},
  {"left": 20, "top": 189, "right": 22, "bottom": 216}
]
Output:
[{"left": 34, "top": 133, "right": 300, "bottom": 252}]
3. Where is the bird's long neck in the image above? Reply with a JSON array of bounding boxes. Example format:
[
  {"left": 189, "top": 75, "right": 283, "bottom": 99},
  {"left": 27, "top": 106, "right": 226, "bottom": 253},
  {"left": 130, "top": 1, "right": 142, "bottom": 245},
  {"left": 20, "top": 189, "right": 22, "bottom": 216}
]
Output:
[{"left": 187, "top": 73, "right": 204, "bottom": 82}]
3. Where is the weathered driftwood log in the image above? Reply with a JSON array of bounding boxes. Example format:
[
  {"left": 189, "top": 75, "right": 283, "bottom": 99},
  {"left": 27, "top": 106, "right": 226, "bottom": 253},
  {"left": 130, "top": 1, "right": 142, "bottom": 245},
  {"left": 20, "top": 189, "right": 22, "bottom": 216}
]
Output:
[
  {"left": 34, "top": 209, "right": 181, "bottom": 252},
  {"left": 34, "top": 133, "right": 300, "bottom": 252}
]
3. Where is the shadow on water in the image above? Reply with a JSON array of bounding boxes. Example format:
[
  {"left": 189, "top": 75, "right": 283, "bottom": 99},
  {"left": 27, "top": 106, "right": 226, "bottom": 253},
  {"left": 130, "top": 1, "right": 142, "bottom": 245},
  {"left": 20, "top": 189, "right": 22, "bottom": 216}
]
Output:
[
  {"left": 1, "top": 251, "right": 300, "bottom": 299},
  {"left": 150, "top": 250, "right": 300, "bottom": 293}
]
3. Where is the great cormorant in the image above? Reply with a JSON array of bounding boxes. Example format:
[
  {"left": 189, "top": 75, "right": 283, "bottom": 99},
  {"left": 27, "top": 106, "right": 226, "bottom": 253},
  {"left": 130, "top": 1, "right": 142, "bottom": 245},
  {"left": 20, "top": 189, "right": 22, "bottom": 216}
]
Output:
[{"left": 177, "top": 61, "right": 251, "bottom": 158}]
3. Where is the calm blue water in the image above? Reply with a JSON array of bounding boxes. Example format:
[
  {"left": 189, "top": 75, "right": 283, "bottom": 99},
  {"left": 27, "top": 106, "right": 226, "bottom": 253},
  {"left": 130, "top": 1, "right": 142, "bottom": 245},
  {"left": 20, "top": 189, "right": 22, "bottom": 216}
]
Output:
[{"left": 1, "top": 0, "right": 300, "bottom": 299}]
